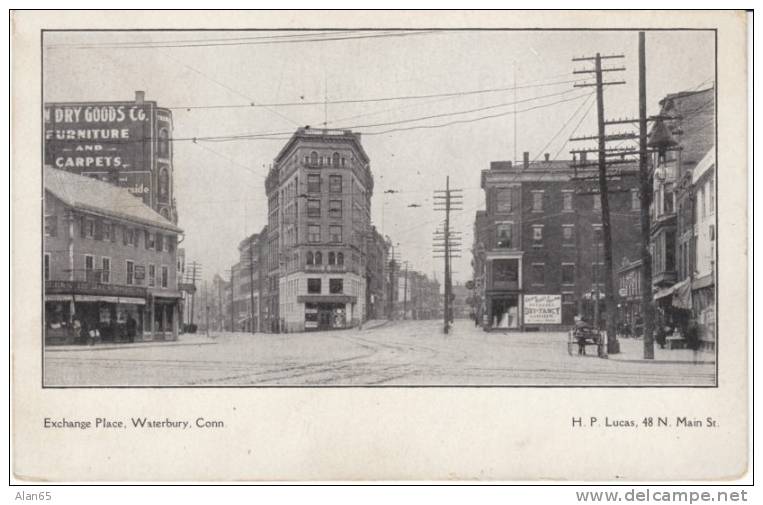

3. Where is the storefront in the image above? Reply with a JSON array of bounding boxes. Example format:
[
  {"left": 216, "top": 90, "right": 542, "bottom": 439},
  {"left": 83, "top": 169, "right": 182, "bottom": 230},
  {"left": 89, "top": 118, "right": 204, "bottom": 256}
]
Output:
[
  {"left": 298, "top": 295, "right": 355, "bottom": 332},
  {"left": 483, "top": 254, "right": 522, "bottom": 331},
  {"left": 149, "top": 293, "right": 181, "bottom": 341}
]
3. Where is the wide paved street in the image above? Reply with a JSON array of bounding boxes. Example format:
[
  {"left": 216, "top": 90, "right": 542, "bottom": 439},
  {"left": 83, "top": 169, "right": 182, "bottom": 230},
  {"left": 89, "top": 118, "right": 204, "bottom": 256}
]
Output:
[{"left": 43, "top": 320, "right": 716, "bottom": 387}]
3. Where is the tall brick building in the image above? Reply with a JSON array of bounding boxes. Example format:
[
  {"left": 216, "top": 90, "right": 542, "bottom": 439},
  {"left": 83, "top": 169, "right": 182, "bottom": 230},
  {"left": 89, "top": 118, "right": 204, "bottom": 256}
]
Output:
[
  {"left": 473, "top": 153, "right": 641, "bottom": 330},
  {"left": 265, "top": 128, "right": 373, "bottom": 332}
]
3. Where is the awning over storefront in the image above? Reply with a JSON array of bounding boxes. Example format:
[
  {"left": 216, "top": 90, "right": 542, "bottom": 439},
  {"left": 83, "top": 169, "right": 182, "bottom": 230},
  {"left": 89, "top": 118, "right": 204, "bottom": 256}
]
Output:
[
  {"left": 692, "top": 274, "right": 715, "bottom": 290},
  {"left": 297, "top": 295, "right": 356, "bottom": 304},
  {"left": 653, "top": 279, "right": 691, "bottom": 309},
  {"left": 45, "top": 294, "right": 146, "bottom": 305},
  {"left": 151, "top": 290, "right": 183, "bottom": 301}
]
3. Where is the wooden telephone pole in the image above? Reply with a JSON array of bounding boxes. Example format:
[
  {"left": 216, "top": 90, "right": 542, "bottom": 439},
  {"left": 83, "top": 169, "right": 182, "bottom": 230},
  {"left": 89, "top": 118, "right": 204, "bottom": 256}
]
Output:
[{"left": 433, "top": 176, "right": 463, "bottom": 334}]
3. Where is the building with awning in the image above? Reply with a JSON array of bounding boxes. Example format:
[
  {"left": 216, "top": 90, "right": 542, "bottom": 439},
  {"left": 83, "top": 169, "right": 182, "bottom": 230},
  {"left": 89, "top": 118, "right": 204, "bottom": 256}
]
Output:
[{"left": 44, "top": 167, "right": 183, "bottom": 344}]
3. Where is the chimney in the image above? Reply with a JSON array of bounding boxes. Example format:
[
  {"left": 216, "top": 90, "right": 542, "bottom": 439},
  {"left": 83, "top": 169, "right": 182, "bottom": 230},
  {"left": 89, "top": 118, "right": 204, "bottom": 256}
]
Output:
[
  {"left": 544, "top": 153, "right": 550, "bottom": 162},
  {"left": 523, "top": 151, "right": 530, "bottom": 170},
  {"left": 135, "top": 90, "right": 145, "bottom": 104}
]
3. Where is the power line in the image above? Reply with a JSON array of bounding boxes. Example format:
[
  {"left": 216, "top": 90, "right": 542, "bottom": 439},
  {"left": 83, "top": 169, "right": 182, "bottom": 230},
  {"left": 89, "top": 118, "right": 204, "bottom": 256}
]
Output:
[{"left": 45, "top": 30, "right": 439, "bottom": 50}]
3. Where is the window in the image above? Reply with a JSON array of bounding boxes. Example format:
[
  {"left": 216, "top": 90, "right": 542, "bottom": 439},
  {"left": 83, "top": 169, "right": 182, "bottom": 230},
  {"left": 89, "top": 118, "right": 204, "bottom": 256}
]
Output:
[
  {"left": 562, "top": 292, "right": 575, "bottom": 304},
  {"left": 307, "top": 199, "right": 321, "bottom": 218},
  {"left": 158, "top": 168, "right": 170, "bottom": 203},
  {"left": 329, "top": 226, "right": 342, "bottom": 243},
  {"left": 310, "top": 151, "right": 318, "bottom": 165},
  {"left": 44, "top": 254, "right": 50, "bottom": 281},
  {"left": 126, "top": 260, "right": 135, "bottom": 285},
  {"left": 496, "top": 222, "right": 514, "bottom": 248},
  {"left": 307, "top": 278, "right": 321, "bottom": 294},
  {"left": 44, "top": 215, "right": 57, "bottom": 237},
  {"left": 332, "top": 152, "right": 340, "bottom": 167},
  {"left": 145, "top": 231, "right": 155, "bottom": 250},
  {"left": 496, "top": 188, "right": 513, "bottom": 213},
  {"left": 699, "top": 187, "right": 706, "bottom": 218},
  {"left": 708, "top": 178, "right": 715, "bottom": 215},
  {"left": 85, "top": 218, "right": 95, "bottom": 238},
  {"left": 307, "top": 174, "right": 321, "bottom": 193},
  {"left": 102, "top": 221, "right": 112, "bottom": 241},
  {"left": 329, "top": 175, "right": 342, "bottom": 193},
  {"left": 592, "top": 262, "right": 603, "bottom": 286},
  {"left": 329, "top": 200, "right": 342, "bottom": 218},
  {"left": 161, "top": 266, "right": 169, "bottom": 288},
  {"left": 156, "top": 233, "right": 164, "bottom": 252},
  {"left": 562, "top": 191, "right": 574, "bottom": 212},
  {"left": 148, "top": 264, "right": 156, "bottom": 287},
  {"left": 532, "top": 263, "right": 545, "bottom": 285},
  {"left": 84, "top": 255, "right": 95, "bottom": 281},
  {"left": 158, "top": 128, "right": 169, "bottom": 158},
  {"left": 631, "top": 189, "right": 640, "bottom": 210},
  {"left": 167, "top": 235, "right": 175, "bottom": 253},
  {"left": 308, "top": 225, "right": 321, "bottom": 243},
  {"left": 315, "top": 252, "right": 323, "bottom": 265},
  {"left": 101, "top": 257, "right": 111, "bottom": 284},
  {"left": 562, "top": 225, "right": 575, "bottom": 245},
  {"left": 593, "top": 195, "right": 601, "bottom": 211},
  {"left": 306, "top": 251, "right": 314, "bottom": 265},
  {"left": 329, "top": 279, "right": 343, "bottom": 294},
  {"left": 562, "top": 263, "right": 575, "bottom": 285},
  {"left": 337, "top": 252, "right": 344, "bottom": 265},
  {"left": 328, "top": 252, "right": 336, "bottom": 265},
  {"left": 532, "top": 225, "right": 544, "bottom": 247},
  {"left": 532, "top": 191, "right": 544, "bottom": 212}
]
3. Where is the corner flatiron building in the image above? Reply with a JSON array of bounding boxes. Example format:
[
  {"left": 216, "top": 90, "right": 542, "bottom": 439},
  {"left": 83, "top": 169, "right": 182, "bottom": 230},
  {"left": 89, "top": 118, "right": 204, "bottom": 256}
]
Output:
[{"left": 266, "top": 128, "right": 373, "bottom": 332}]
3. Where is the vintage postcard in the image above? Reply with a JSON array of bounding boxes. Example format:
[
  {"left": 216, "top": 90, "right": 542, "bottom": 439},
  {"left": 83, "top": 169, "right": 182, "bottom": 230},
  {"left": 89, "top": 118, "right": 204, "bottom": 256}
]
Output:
[{"left": 11, "top": 10, "right": 749, "bottom": 481}]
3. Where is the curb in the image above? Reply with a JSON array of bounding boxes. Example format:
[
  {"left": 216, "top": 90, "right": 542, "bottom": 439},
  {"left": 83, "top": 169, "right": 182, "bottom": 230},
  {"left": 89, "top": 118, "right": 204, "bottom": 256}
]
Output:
[{"left": 45, "top": 340, "right": 218, "bottom": 353}]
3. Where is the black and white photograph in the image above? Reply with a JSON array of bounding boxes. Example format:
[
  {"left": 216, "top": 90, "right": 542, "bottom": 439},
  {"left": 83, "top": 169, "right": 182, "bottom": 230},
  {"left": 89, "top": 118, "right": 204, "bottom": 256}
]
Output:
[{"left": 39, "top": 26, "right": 719, "bottom": 387}]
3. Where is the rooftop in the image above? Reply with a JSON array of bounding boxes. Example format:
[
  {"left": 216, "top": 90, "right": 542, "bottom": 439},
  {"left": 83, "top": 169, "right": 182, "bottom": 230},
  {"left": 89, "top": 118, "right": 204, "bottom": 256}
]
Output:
[{"left": 44, "top": 167, "right": 181, "bottom": 233}]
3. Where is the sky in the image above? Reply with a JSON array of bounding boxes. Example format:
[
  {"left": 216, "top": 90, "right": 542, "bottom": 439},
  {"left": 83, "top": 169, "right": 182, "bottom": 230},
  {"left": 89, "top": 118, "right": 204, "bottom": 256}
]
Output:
[{"left": 43, "top": 29, "right": 715, "bottom": 284}]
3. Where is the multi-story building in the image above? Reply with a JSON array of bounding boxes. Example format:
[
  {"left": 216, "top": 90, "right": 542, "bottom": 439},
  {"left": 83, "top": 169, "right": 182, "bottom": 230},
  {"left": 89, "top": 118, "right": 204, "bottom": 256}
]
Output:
[
  {"left": 44, "top": 167, "right": 182, "bottom": 344},
  {"left": 44, "top": 90, "right": 178, "bottom": 223},
  {"left": 473, "top": 152, "right": 641, "bottom": 330},
  {"left": 365, "top": 226, "right": 390, "bottom": 320},
  {"left": 266, "top": 128, "right": 373, "bottom": 332},
  {"left": 649, "top": 87, "right": 714, "bottom": 345},
  {"left": 691, "top": 148, "right": 716, "bottom": 348},
  {"left": 617, "top": 257, "right": 644, "bottom": 334},
  {"left": 230, "top": 230, "right": 265, "bottom": 332}
]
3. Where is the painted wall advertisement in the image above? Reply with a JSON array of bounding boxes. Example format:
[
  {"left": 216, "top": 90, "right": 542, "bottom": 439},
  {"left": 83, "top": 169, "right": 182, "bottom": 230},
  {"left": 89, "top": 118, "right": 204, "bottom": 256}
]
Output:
[
  {"left": 44, "top": 102, "right": 154, "bottom": 204},
  {"left": 523, "top": 294, "right": 562, "bottom": 324}
]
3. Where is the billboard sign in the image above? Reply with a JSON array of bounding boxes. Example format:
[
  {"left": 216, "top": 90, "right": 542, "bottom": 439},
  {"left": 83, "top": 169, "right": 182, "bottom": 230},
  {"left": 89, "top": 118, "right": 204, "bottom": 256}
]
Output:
[
  {"left": 523, "top": 294, "right": 562, "bottom": 325},
  {"left": 44, "top": 102, "right": 155, "bottom": 204}
]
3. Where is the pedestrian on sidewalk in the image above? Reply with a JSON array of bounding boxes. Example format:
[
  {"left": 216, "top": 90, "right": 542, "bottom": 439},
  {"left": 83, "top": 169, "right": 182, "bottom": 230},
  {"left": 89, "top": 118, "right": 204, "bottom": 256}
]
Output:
[{"left": 126, "top": 314, "right": 137, "bottom": 343}]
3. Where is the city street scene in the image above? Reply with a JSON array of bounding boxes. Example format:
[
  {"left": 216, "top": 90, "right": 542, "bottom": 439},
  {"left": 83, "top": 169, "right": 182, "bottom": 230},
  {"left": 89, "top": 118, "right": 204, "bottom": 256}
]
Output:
[{"left": 41, "top": 28, "right": 717, "bottom": 386}]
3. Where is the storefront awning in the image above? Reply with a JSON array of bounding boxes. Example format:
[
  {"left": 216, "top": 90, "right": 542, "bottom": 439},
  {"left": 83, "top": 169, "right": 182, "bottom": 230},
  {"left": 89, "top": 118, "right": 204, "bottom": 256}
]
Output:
[
  {"left": 653, "top": 279, "right": 691, "bottom": 308},
  {"left": 151, "top": 290, "right": 183, "bottom": 300},
  {"left": 297, "top": 295, "right": 356, "bottom": 304},
  {"left": 45, "top": 294, "right": 146, "bottom": 305}
]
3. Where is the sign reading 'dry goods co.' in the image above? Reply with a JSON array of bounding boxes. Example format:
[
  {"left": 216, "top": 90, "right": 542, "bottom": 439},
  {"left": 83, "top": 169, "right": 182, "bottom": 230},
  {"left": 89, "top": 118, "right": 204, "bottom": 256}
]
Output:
[
  {"left": 44, "top": 102, "right": 154, "bottom": 201},
  {"left": 523, "top": 294, "right": 562, "bottom": 325}
]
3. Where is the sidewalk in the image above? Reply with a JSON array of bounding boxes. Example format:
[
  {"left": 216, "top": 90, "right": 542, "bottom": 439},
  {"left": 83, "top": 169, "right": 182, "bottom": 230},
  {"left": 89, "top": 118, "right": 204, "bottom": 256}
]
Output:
[
  {"left": 608, "top": 336, "right": 716, "bottom": 364},
  {"left": 45, "top": 333, "right": 218, "bottom": 352},
  {"left": 361, "top": 319, "right": 392, "bottom": 330}
]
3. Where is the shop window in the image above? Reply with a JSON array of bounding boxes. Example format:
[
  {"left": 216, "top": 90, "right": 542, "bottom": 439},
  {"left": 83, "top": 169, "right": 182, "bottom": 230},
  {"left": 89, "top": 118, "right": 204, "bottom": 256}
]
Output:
[
  {"left": 44, "top": 215, "right": 57, "bottom": 237},
  {"left": 306, "top": 251, "right": 314, "bottom": 265},
  {"left": 562, "top": 263, "right": 575, "bottom": 285},
  {"left": 329, "top": 175, "right": 342, "bottom": 193},
  {"left": 330, "top": 279, "right": 343, "bottom": 294},
  {"left": 315, "top": 252, "right": 323, "bottom": 265},
  {"left": 563, "top": 191, "right": 574, "bottom": 212},
  {"left": 307, "top": 199, "right": 321, "bottom": 217},
  {"left": 307, "top": 278, "right": 321, "bottom": 294},
  {"left": 329, "top": 225, "right": 342, "bottom": 243},
  {"left": 101, "top": 257, "right": 111, "bottom": 284},
  {"left": 329, "top": 200, "right": 342, "bottom": 218},
  {"left": 496, "top": 222, "right": 514, "bottom": 248},
  {"left": 148, "top": 264, "right": 156, "bottom": 287},
  {"left": 126, "top": 260, "right": 135, "bottom": 285},
  {"left": 307, "top": 174, "right": 321, "bottom": 193},
  {"left": 308, "top": 225, "right": 321, "bottom": 243},
  {"left": 161, "top": 266, "right": 169, "bottom": 288}
]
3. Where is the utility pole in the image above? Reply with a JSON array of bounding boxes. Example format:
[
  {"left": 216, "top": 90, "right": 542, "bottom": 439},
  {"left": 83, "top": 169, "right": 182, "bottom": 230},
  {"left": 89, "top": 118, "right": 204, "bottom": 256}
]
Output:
[
  {"left": 571, "top": 53, "right": 627, "bottom": 357},
  {"left": 638, "top": 31, "right": 656, "bottom": 359},
  {"left": 248, "top": 236, "right": 256, "bottom": 334},
  {"left": 187, "top": 261, "right": 202, "bottom": 326},
  {"left": 403, "top": 261, "right": 409, "bottom": 320},
  {"left": 433, "top": 177, "right": 463, "bottom": 334},
  {"left": 204, "top": 280, "right": 210, "bottom": 337}
]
